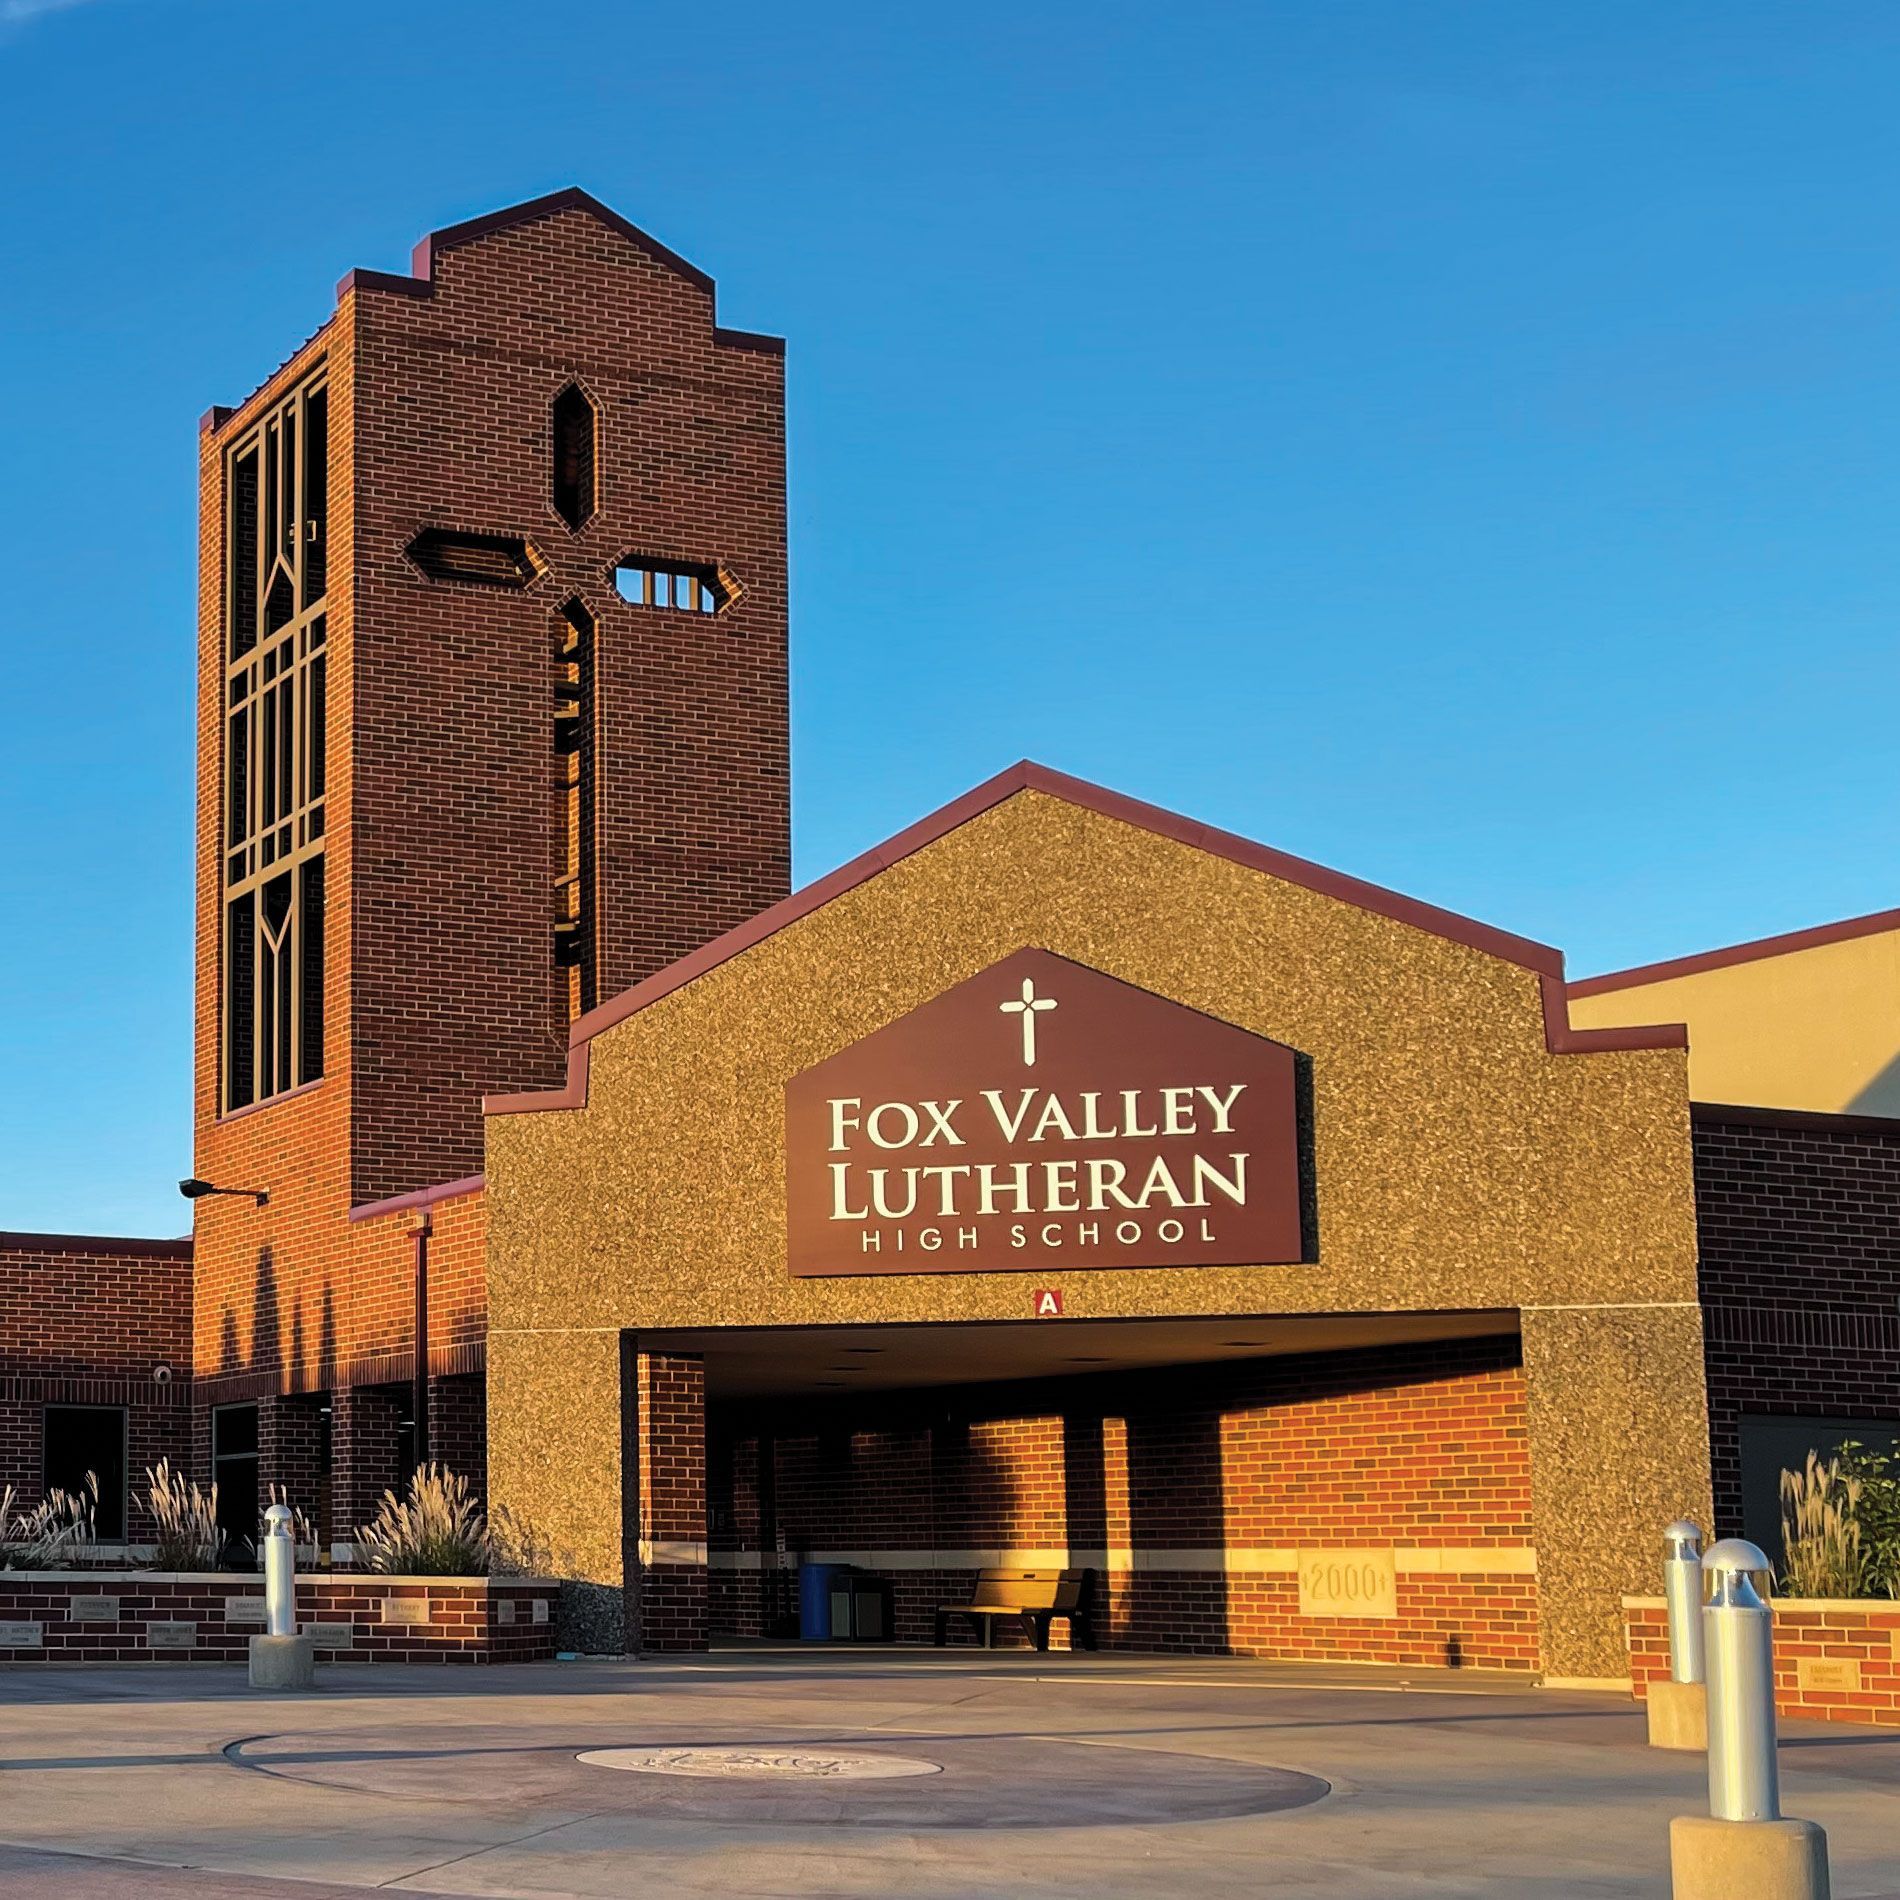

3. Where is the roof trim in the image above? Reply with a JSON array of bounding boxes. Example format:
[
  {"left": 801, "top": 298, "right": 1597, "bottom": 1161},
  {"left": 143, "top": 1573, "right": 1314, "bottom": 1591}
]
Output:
[
  {"left": 331, "top": 189, "right": 782, "bottom": 358},
  {"left": 1571, "top": 905, "right": 1900, "bottom": 999},
  {"left": 348, "top": 1173, "right": 485, "bottom": 1224},
  {"left": 0, "top": 1231, "right": 193, "bottom": 1259},
  {"left": 415, "top": 189, "right": 713, "bottom": 294},
  {"left": 1690, "top": 1100, "right": 1900, "bottom": 1138},
  {"left": 485, "top": 762, "right": 1683, "bottom": 1119}
]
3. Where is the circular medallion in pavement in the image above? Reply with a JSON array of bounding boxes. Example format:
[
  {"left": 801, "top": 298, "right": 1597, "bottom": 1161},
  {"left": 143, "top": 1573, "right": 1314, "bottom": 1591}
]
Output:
[{"left": 579, "top": 1745, "right": 941, "bottom": 1781}]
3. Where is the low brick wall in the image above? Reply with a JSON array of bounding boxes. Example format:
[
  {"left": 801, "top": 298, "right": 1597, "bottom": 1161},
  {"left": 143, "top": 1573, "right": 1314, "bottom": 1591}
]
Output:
[
  {"left": 0, "top": 1573, "right": 558, "bottom": 1664},
  {"left": 1625, "top": 1595, "right": 1900, "bottom": 1728}
]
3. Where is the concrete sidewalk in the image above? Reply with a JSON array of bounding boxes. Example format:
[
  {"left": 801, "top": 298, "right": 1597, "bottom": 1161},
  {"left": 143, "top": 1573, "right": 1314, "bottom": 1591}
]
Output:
[{"left": 0, "top": 1650, "right": 1895, "bottom": 1897}]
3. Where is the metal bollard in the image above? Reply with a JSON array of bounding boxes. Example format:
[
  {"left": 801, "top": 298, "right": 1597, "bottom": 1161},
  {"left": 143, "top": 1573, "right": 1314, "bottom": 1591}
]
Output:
[
  {"left": 1664, "top": 1520, "right": 1705, "bottom": 1685},
  {"left": 263, "top": 1503, "right": 297, "bottom": 1639},
  {"left": 1701, "top": 1538, "right": 1778, "bottom": 1823}
]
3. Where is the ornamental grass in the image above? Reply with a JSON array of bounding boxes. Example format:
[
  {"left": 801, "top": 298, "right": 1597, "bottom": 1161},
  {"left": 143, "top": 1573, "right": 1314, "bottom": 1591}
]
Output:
[
  {"left": 143, "top": 1459, "right": 223, "bottom": 1571},
  {"left": 354, "top": 1463, "right": 490, "bottom": 1575},
  {"left": 0, "top": 1472, "right": 97, "bottom": 1570},
  {"left": 1779, "top": 1450, "right": 1863, "bottom": 1599}
]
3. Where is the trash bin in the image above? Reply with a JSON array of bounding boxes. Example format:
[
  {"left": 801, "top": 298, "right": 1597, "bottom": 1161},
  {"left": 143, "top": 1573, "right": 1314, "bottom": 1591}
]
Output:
[
  {"left": 830, "top": 1573, "right": 892, "bottom": 1641},
  {"left": 798, "top": 1562, "right": 847, "bottom": 1641}
]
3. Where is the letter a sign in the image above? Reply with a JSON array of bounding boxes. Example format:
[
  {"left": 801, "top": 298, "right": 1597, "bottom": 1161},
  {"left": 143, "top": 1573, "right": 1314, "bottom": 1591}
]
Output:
[
  {"left": 784, "top": 947, "right": 1304, "bottom": 1277},
  {"left": 1033, "top": 1288, "right": 1064, "bottom": 1317}
]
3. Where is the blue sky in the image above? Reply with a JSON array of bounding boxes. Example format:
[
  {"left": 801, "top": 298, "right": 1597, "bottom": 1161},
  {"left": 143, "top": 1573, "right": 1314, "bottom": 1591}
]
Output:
[{"left": 2, "top": 0, "right": 1897, "bottom": 1234}]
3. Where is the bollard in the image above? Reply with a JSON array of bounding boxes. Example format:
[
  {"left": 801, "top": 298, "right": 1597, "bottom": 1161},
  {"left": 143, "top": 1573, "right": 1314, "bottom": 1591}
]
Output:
[
  {"left": 1664, "top": 1521, "right": 1705, "bottom": 1685},
  {"left": 1703, "top": 1539, "right": 1777, "bottom": 1820},
  {"left": 263, "top": 1503, "right": 296, "bottom": 1638},
  {"left": 1669, "top": 1538, "right": 1830, "bottom": 1900},
  {"left": 248, "top": 1502, "right": 315, "bottom": 1691},
  {"left": 1647, "top": 1520, "right": 1710, "bottom": 1750}
]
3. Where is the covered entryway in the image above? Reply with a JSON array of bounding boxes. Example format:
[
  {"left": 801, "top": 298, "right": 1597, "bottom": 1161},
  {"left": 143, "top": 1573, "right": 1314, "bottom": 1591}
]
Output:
[{"left": 645, "top": 1310, "right": 1538, "bottom": 1667}]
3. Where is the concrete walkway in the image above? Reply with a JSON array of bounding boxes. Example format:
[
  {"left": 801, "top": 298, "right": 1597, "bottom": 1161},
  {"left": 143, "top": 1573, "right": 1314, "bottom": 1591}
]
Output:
[{"left": 0, "top": 1649, "right": 1896, "bottom": 1897}]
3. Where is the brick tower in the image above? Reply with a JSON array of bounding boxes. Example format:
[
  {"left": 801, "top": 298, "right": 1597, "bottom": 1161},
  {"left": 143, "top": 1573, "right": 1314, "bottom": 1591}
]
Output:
[{"left": 189, "top": 191, "right": 787, "bottom": 1549}]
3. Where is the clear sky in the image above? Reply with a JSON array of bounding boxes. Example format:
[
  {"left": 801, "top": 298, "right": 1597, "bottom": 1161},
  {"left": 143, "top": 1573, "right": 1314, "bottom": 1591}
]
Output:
[{"left": 2, "top": 0, "right": 1896, "bottom": 1235}]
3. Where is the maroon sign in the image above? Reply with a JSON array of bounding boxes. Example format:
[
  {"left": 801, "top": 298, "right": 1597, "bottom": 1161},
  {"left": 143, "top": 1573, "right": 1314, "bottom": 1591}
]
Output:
[{"left": 785, "top": 948, "right": 1303, "bottom": 1277}]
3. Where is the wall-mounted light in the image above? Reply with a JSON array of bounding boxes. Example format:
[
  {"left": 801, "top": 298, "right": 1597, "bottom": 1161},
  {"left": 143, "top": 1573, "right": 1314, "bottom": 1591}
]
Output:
[{"left": 178, "top": 1177, "right": 269, "bottom": 1208}]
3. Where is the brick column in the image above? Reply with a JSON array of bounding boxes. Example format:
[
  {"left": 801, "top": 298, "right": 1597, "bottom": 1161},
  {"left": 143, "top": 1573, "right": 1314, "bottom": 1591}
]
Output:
[
  {"left": 632, "top": 1350, "right": 707, "bottom": 1654},
  {"left": 258, "top": 1394, "right": 326, "bottom": 1527},
  {"left": 329, "top": 1385, "right": 402, "bottom": 1558},
  {"left": 427, "top": 1372, "right": 487, "bottom": 1509}
]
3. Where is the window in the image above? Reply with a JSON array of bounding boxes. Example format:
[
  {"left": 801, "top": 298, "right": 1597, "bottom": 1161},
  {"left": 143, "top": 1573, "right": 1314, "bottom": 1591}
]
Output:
[
  {"left": 224, "top": 373, "right": 328, "bottom": 1112},
  {"left": 43, "top": 1405, "right": 127, "bottom": 1540},
  {"left": 406, "top": 526, "right": 544, "bottom": 589},
  {"left": 613, "top": 558, "right": 736, "bottom": 616},
  {"left": 551, "top": 385, "right": 598, "bottom": 530},
  {"left": 552, "top": 600, "right": 598, "bottom": 1018},
  {"left": 212, "top": 1403, "right": 260, "bottom": 1555}
]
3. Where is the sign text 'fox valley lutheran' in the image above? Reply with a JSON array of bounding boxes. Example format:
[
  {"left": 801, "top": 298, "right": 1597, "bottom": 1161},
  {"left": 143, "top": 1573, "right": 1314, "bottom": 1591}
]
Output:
[{"left": 784, "top": 949, "right": 1304, "bottom": 1276}]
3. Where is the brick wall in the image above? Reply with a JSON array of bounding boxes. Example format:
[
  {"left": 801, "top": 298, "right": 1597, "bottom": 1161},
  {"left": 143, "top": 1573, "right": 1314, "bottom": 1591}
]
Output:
[
  {"left": 1692, "top": 1107, "right": 1900, "bottom": 1533},
  {"left": 1626, "top": 1597, "right": 1900, "bottom": 1729},
  {"left": 710, "top": 1336, "right": 1539, "bottom": 1670},
  {"left": 0, "top": 1573, "right": 555, "bottom": 1665},
  {"left": 0, "top": 1234, "right": 194, "bottom": 1538}
]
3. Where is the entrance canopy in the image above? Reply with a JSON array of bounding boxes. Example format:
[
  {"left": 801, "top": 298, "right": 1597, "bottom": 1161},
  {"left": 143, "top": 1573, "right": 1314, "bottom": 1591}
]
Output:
[{"left": 645, "top": 1309, "right": 1519, "bottom": 1401}]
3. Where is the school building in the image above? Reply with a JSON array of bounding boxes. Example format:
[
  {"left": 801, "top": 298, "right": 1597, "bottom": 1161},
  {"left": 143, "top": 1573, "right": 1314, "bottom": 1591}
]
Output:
[{"left": 2, "top": 190, "right": 1893, "bottom": 1686}]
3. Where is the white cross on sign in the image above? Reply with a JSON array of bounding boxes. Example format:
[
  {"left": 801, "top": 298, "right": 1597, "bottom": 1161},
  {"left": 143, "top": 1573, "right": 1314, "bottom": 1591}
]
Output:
[{"left": 1000, "top": 977, "right": 1057, "bottom": 1067}]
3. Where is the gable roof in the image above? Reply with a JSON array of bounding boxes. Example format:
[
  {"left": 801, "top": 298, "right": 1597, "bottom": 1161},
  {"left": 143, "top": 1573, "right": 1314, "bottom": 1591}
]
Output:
[
  {"left": 332, "top": 186, "right": 782, "bottom": 354},
  {"left": 486, "top": 761, "right": 1682, "bottom": 1118}
]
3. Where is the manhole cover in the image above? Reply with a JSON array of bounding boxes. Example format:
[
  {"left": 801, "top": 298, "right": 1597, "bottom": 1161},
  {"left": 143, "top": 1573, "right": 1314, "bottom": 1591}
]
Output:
[{"left": 578, "top": 1746, "right": 942, "bottom": 1781}]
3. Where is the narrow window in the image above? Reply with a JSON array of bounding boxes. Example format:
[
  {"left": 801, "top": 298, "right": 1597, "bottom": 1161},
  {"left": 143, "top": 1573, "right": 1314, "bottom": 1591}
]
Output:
[
  {"left": 212, "top": 1403, "right": 260, "bottom": 1555},
  {"left": 552, "top": 599, "right": 597, "bottom": 1018},
  {"left": 42, "top": 1405, "right": 127, "bottom": 1541},
  {"left": 407, "top": 527, "right": 544, "bottom": 588},
  {"left": 550, "top": 385, "right": 598, "bottom": 530},
  {"left": 222, "top": 372, "right": 328, "bottom": 1113}
]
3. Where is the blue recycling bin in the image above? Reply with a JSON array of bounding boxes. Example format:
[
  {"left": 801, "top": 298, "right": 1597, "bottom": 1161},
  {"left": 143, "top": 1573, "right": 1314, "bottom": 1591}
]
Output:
[{"left": 798, "top": 1562, "right": 846, "bottom": 1640}]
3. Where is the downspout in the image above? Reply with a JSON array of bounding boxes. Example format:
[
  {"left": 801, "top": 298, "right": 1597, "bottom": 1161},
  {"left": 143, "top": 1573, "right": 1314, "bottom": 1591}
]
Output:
[{"left": 410, "top": 1210, "right": 431, "bottom": 1470}]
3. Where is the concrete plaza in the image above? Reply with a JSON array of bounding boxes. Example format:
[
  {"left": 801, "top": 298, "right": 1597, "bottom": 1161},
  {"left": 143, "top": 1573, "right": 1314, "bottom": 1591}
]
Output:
[{"left": 0, "top": 1648, "right": 1896, "bottom": 1898}]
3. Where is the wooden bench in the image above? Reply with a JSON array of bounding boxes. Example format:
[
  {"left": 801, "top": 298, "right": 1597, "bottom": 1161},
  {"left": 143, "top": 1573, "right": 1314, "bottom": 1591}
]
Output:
[{"left": 933, "top": 1568, "right": 1096, "bottom": 1651}]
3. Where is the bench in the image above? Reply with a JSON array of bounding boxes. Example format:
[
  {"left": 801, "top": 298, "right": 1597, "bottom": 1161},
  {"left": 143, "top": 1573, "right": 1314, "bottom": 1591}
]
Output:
[{"left": 933, "top": 1568, "right": 1096, "bottom": 1651}]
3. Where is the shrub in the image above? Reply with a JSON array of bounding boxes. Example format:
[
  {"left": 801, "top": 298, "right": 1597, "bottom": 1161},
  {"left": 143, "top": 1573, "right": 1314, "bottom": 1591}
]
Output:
[
  {"left": 143, "top": 1460, "right": 223, "bottom": 1571},
  {"left": 1779, "top": 1451, "right": 1863, "bottom": 1599},
  {"left": 1833, "top": 1438, "right": 1900, "bottom": 1598},
  {"left": 0, "top": 1473, "right": 98, "bottom": 1570},
  {"left": 355, "top": 1464, "right": 489, "bottom": 1575}
]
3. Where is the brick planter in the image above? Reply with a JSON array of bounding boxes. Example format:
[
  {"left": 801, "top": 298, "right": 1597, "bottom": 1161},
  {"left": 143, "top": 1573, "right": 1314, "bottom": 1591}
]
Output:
[
  {"left": 0, "top": 1573, "right": 558, "bottom": 1664},
  {"left": 1625, "top": 1595, "right": 1900, "bottom": 1728}
]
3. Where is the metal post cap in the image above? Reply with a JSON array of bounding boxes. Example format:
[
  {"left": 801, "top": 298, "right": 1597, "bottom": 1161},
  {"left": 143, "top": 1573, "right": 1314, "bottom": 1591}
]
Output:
[
  {"left": 263, "top": 1503, "right": 295, "bottom": 1534},
  {"left": 1663, "top": 1519, "right": 1703, "bottom": 1559},
  {"left": 1701, "top": 1538, "right": 1770, "bottom": 1575},
  {"left": 1702, "top": 1537, "right": 1771, "bottom": 1608}
]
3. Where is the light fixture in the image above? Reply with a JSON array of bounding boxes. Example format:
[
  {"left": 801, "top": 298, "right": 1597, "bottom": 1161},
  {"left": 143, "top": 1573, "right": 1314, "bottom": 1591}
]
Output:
[{"left": 178, "top": 1177, "right": 269, "bottom": 1208}]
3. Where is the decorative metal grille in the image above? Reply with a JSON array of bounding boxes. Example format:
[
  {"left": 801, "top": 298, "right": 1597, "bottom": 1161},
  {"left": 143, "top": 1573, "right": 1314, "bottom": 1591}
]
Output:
[{"left": 223, "top": 372, "right": 328, "bottom": 1111}]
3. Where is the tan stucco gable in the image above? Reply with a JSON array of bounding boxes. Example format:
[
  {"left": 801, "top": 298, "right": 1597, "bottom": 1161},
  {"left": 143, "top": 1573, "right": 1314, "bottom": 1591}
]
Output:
[{"left": 482, "top": 769, "right": 1710, "bottom": 1679}]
